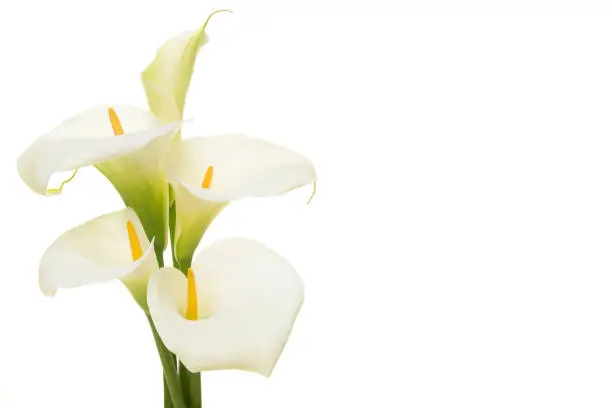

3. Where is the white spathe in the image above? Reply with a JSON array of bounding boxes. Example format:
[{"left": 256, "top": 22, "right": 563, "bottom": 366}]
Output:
[
  {"left": 39, "top": 208, "right": 158, "bottom": 310},
  {"left": 17, "top": 105, "right": 178, "bottom": 195},
  {"left": 147, "top": 238, "right": 304, "bottom": 376},
  {"left": 17, "top": 105, "right": 181, "bottom": 250},
  {"left": 166, "top": 134, "right": 316, "bottom": 263}
]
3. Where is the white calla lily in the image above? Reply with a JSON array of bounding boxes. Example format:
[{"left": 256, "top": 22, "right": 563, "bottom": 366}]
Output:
[
  {"left": 39, "top": 208, "right": 158, "bottom": 310},
  {"left": 18, "top": 15, "right": 312, "bottom": 408},
  {"left": 166, "top": 134, "right": 316, "bottom": 266},
  {"left": 147, "top": 238, "right": 304, "bottom": 376},
  {"left": 142, "top": 10, "right": 230, "bottom": 125},
  {"left": 18, "top": 105, "right": 180, "bottom": 251}
]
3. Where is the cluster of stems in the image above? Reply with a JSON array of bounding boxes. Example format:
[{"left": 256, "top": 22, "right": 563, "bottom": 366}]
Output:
[{"left": 147, "top": 200, "right": 201, "bottom": 408}]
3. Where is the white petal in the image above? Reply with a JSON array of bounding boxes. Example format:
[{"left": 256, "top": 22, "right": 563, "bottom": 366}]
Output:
[
  {"left": 17, "top": 105, "right": 179, "bottom": 195},
  {"left": 40, "top": 208, "right": 158, "bottom": 309},
  {"left": 167, "top": 135, "right": 316, "bottom": 262},
  {"left": 167, "top": 134, "right": 316, "bottom": 202},
  {"left": 148, "top": 238, "right": 305, "bottom": 376}
]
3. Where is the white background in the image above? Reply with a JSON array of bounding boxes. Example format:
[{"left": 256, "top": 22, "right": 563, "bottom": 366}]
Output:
[{"left": 2, "top": 0, "right": 612, "bottom": 407}]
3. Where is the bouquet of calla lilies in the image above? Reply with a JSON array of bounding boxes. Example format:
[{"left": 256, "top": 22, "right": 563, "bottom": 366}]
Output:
[{"left": 17, "top": 11, "right": 315, "bottom": 408}]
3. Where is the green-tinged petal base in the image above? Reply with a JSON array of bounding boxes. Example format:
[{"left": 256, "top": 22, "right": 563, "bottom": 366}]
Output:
[
  {"left": 171, "top": 182, "right": 227, "bottom": 267},
  {"left": 141, "top": 11, "right": 230, "bottom": 125},
  {"left": 96, "top": 132, "right": 173, "bottom": 252}
]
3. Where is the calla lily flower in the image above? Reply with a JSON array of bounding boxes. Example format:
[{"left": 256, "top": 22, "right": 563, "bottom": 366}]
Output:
[
  {"left": 39, "top": 208, "right": 157, "bottom": 310},
  {"left": 142, "top": 10, "right": 230, "bottom": 126},
  {"left": 166, "top": 134, "right": 317, "bottom": 267},
  {"left": 147, "top": 238, "right": 304, "bottom": 376},
  {"left": 17, "top": 105, "right": 181, "bottom": 252},
  {"left": 19, "top": 14, "right": 314, "bottom": 408}
]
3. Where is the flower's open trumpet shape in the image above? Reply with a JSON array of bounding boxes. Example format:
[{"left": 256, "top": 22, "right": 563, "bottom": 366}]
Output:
[
  {"left": 17, "top": 106, "right": 180, "bottom": 251},
  {"left": 39, "top": 208, "right": 158, "bottom": 310},
  {"left": 148, "top": 238, "right": 304, "bottom": 376},
  {"left": 166, "top": 134, "right": 316, "bottom": 266}
]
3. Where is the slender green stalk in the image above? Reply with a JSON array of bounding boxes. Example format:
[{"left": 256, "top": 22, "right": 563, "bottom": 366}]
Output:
[
  {"left": 147, "top": 314, "right": 187, "bottom": 408},
  {"left": 164, "top": 354, "right": 178, "bottom": 408},
  {"left": 154, "top": 243, "right": 181, "bottom": 408},
  {"left": 180, "top": 363, "right": 202, "bottom": 408},
  {"left": 155, "top": 246, "right": 165, "bottom": 268},
  {"left": 164, "top": 380, "right": 173, "bottom": 408}
]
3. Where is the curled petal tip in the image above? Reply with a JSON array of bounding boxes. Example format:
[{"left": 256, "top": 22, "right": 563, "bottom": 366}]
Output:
[
  {"left": 46, "top": 168, "right": 79, "bottom": 196},
  {"left": 203, "top": 9, "right": 233, "bottom": 31},
  {"left": 307, "top": 178, "right": 317, "bottom": 205}
]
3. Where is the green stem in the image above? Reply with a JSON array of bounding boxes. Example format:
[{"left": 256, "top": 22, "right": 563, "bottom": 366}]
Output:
[
  {"left": 148, "top": 314, "right": 186, "bottom": 408},
  {"left": 155, "top": 244, "right": 165, "bottom": 267},
  {"left": 164, "top": 353, "right": 178, "bottom": 408},
  {"left": 180, "top": 363, "right": 202, "bottom": 408},
  {"left": 154, "top": 244, "right": 180, "bottom": 408},
  {"left": 164, "top": 380, "right": 173, "bottom": 408}
]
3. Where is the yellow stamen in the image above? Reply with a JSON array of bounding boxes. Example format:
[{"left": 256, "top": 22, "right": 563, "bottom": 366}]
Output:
[
  {"left": 108, "top": 107, "right": 125, "bottom": 136},
  {"left": 126, "top": 221, "right": 142, "bottom": 261},
  {"left": 186, "top": 268, "right": 198, "bottom": 320},
  {"left": 201, "top": 166, "right": 214, "bottom": 189}
]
